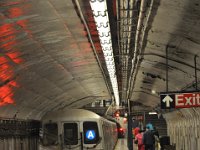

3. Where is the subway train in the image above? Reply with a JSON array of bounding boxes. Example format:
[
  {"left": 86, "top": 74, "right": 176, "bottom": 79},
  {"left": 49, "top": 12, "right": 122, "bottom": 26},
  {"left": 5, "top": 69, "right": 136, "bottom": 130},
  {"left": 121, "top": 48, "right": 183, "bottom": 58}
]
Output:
[{"left": 40, "top": 109, "right": 118, "bottom": 150}]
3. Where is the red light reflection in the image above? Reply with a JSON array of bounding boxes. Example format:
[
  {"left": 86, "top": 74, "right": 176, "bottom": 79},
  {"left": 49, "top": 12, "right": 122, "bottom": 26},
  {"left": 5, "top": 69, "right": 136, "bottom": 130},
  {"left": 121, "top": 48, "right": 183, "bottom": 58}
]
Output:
[
  {"left": 0, "top": 63, "right": 13, "bottom": 81},
  {"left": 8, "top": 7, "right": 23, "bottom": 18},
  {"left": 7, "top": 52, "right": 24, "bottom": 64},
  {"left": 0, "top": 63, "right": 10, "bottom": 71},
  {"left": 0, "top": 5, "right": 27, "bottom": 106},
  {"left": 9, "top": 81, "right": 19, "bottom": 87},
  {"left": 0, "top": 57, "right": 8, "bottom": 65},
  {"left": 0, "top": 23, "right": 17, "bottom": 37},
  {"left": 0, "top": 85, "right": 14, "bottom": 106}
]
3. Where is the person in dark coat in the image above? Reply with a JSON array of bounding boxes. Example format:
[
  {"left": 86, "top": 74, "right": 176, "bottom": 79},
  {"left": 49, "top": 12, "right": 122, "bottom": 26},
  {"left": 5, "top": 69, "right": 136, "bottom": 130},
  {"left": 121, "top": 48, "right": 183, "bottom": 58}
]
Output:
[
  {"left": 142, "top": 126, "right": 155, "bottom": 150},
  {"left": 152, "top": 127, "right": 159, "bottom": 138},
  {"left": 152, "top": 127, "right": 160, "bottom": 150}
]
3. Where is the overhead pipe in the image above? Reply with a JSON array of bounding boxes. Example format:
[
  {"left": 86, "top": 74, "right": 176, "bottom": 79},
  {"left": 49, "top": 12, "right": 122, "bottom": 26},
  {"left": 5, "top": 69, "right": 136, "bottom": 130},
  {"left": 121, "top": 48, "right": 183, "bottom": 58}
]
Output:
[
  {"left": 166, "top": 45, "right": 169, "bottom": 92},
  {"left": 127, "top": 99, "right": 133, "bottom": 150},
  {"left": 127, "top": 0, "right": 134, "bottom": 55},
  {"left": 194, "top": 55, "right": 198, "bottom": 90},
  {"left": 124, "top": 0, "right": 133, "bottom": 99},
  {"left": 119, "top": 0, "right": 137, "bottom": 100},
  {"left": 127, "top": 0, "right": 147, "bottom": 99},
  {"left": 134, "top": 0, "right": 146, "bottom": 53},
  {"left": 127, "top": 0, "right": 154, "bottom": 99},
  {"left": 116, "top": 0, "right": 121, "bottom": 55}
]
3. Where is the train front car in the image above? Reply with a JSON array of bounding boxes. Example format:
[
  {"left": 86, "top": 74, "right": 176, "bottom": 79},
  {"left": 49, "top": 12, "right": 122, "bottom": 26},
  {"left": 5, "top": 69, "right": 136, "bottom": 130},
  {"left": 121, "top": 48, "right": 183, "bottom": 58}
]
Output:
[{"left": 40, "top": 109, "right": 117, "bottom": 150}]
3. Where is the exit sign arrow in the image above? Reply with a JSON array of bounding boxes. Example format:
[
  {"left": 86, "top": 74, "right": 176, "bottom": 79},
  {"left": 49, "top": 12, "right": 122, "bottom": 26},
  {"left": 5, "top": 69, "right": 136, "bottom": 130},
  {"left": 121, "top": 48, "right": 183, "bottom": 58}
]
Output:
[{"left": 162, "top": 95, "right": 173, "bottom": 107}]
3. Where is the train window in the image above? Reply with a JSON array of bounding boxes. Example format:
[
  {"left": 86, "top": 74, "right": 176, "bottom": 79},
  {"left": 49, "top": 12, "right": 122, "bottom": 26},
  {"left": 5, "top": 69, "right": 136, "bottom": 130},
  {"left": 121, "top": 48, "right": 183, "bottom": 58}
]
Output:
[
  {"left": 64, "top": 123, "right": 78, "bottom": 145},
  {"left": 83, "top": 122, "right": 99, "bottom": 144},
  {"left": 43, "top": 123, "right": 58, "bottom": 146}
]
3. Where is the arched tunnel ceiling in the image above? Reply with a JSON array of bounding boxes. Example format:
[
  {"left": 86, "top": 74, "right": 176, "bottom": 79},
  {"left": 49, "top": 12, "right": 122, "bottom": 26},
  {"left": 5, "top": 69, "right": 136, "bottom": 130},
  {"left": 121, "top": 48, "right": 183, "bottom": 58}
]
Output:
[
  {"left": 0, "top": 0, "right": 200, "bottom": 119},
  {"left": 131, "top": 0, "right": 200, "bottom": 110},
  {"left": 0, "top": 0, "right": 111, "bottom": 119}
]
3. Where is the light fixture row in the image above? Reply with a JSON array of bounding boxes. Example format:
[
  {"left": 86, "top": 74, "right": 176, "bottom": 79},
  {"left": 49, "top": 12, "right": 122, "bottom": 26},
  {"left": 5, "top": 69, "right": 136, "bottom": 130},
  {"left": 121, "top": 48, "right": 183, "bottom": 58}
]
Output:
[{"left": 90, "top": 0, "right": 119, "bottom": 105}]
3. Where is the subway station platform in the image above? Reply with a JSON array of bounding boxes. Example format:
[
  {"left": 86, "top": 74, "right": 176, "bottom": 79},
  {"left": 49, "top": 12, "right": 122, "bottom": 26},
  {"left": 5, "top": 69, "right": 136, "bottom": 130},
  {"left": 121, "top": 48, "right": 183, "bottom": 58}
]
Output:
[
  {"left": 115, "top": 138, "right": 138, "bottom": 150},
  {"left": 115, "top": 138, "right": 128, "bottom": 150}
]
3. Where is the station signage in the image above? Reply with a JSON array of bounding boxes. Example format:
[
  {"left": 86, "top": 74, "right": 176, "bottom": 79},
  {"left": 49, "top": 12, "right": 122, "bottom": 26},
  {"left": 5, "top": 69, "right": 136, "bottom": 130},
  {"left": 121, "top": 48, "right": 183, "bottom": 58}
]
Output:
[
  {"left": 160, "top": 92, "right": 200, "bottom": 109},
  {"left": 86, "top": 130, "right": 96, "bottom": 140}
]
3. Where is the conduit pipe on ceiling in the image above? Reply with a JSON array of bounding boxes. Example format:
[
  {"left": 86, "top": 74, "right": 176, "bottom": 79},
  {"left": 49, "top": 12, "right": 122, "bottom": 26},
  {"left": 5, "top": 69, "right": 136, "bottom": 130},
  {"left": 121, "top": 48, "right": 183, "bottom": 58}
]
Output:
[
  {"left": 126, "top": 0, "right": 134, "bottom": 55},
  {"left": 119, "top": 0, "right": 136, "bottom": 100},
  {"left": 127, "top": 0, "right": 146, "bottom": 98},
  {"left": 134, "top": 0, "right": 146, "bottom": 55},
  {"left": 127, "top": 0, "right": 154, "bottom": 99},
  {"left": 120, "top": 0, "right": 128, "bottom": 98}
]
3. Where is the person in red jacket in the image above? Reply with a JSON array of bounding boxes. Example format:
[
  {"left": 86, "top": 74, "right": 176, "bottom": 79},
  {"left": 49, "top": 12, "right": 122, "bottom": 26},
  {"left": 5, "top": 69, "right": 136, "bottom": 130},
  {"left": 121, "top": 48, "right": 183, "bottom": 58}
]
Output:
[
  {"left": 135, "top": 129, "right": 145, "bottom": 150},
  {"left": 133, "top": 127, "right": 140, "bottom": 137}
]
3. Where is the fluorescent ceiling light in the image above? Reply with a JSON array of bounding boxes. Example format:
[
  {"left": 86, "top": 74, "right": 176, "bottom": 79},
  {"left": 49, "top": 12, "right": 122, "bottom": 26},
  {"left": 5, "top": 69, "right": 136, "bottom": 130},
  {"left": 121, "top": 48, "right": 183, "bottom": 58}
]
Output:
[
  {"left": 148, "top": 112, "right": 157, "bottom": 115},
  {"left": 151, "top": 90, "right": 156, "bottom": 94},
  {"left": 90, "top": 0, "right": 119, "bottom": 105}
]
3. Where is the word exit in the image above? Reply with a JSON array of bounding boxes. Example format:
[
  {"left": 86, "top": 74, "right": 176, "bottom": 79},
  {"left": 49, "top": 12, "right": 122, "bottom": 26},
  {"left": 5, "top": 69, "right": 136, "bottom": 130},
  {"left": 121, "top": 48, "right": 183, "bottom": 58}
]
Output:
[
  {"left": 160, "top": 92, "right": 200, "bottom": 109},
  {"left": 175, "top": 93, "right": 200, "bottom": 108}
]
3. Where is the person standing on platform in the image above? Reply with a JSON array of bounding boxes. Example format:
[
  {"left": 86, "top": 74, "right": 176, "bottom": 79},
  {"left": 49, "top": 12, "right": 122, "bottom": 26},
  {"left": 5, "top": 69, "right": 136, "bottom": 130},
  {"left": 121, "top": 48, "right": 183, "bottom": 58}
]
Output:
[
  {"left": 133, "top": 127, "right": 140, "bottom": 137},
  {"left": 134, "top": 129, "right": 145, "bottom": 150},
  {"left": 143, "top": 126, "right": 155, "bottom": 150},
  {"left": 152, "top": 127, "right": 160, "bottom": 150}
]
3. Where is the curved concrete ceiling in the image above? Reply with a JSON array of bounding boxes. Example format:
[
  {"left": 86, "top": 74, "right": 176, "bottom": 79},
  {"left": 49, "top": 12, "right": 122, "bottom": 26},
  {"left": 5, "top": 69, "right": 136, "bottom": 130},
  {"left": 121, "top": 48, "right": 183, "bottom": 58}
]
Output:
[
  {"left": 0, "top": 0, "right": 111, "bottom": 119},
  {"left": 130, "top": 0, "right": 200, "bottom": 110},
  {"left": 0, "top": 0, "right": 200, "bottom": 119}
]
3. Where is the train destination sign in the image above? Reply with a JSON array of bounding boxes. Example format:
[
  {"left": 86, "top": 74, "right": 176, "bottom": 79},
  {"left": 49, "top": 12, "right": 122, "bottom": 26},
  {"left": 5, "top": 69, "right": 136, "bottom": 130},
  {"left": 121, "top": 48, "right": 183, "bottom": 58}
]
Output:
[
  {"left": 86, "top": 130, "right": 96, "bottom": 140},
  {"left": 160, "top": 92, "right": 200, "bottom": 109}
]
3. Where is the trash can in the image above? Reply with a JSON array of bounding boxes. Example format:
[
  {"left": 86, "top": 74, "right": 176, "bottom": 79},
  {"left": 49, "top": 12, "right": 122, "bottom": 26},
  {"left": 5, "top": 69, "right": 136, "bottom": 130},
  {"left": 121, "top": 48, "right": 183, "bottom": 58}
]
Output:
[{"left": 159, "top": 136, "right": 170, "bottom": 150}]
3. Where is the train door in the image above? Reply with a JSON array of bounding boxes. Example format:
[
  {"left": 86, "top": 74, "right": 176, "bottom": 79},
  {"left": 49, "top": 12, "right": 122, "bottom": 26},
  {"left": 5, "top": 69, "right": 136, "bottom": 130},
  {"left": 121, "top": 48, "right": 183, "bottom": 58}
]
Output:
[{"left": 62, "top": 122, "right": 82, "bottom": 150}]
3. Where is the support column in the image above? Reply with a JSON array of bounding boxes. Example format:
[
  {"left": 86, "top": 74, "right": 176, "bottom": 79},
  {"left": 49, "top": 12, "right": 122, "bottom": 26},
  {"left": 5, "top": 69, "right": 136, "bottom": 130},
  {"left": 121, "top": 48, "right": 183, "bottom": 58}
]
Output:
[
  {"left": 127, "top": 115, "right": 133, "bottom": 150},
  {"left": 127, "top": 99, "right": 133, "bottom": 150}
]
